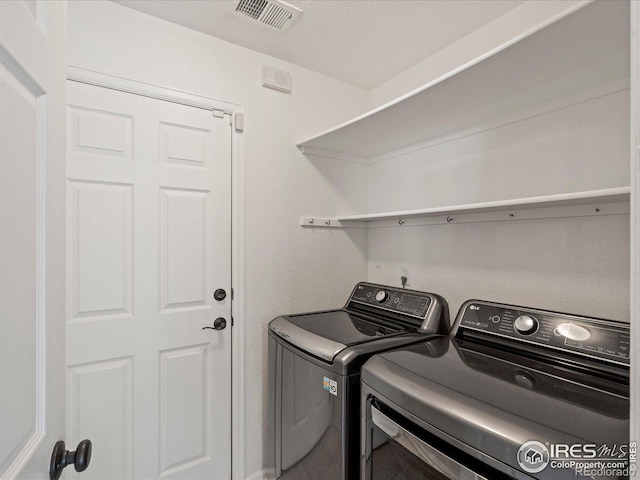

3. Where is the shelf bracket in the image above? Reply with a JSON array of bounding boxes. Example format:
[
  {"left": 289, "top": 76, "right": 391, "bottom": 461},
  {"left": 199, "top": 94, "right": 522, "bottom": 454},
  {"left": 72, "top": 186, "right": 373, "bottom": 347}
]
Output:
[{"left": 300, "top": 217, "right": 363, "bottom": 228}]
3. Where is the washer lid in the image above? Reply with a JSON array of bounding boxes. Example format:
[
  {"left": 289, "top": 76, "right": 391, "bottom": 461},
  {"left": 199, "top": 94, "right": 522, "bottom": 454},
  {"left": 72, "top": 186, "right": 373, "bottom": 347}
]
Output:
[
  {"left": 362, "top": 338, "right": 629, "bottom": 478},
  {"left": 270, "top": 310, "right": 407, "bottom": 362}
]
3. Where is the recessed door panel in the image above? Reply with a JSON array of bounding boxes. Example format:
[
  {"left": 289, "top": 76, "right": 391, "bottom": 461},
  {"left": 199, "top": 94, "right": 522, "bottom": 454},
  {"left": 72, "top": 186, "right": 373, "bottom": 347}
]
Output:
[
  {"left": 160, "top": 122, "right": 209, "bottom": 168},
  {"left": 69, "top": 106, "right": 133, "bottom": 160},
  {"left": 67, "top": 358, "right": 133, "bottom": 480},
  {"left": 69, "top": 181, "right": 133, "bottom": 320},
  {"left": 159, "top": 345, "right": 208, "bottom": 475},
  {"left": 160, "top": 188, "right": 208, "bottom": 311}
]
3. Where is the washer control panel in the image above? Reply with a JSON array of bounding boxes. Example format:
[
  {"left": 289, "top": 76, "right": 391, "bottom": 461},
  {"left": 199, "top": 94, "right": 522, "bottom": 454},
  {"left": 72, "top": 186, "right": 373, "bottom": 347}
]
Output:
[
  {"left": 457, "top": 301, "right": 630, "bottom": 365},
  {"left": 350, "top": 283, "right": 432, "bottom": 319}
]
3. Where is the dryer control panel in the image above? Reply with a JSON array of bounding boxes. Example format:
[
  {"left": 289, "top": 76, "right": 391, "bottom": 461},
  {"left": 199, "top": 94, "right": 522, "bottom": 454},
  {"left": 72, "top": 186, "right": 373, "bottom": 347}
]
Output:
[
  {"left": 350, "top": 283, "right": 432, "bottom": 319},
  {"left": 456, "top": 301, "right": 630, "bottom": 365}
]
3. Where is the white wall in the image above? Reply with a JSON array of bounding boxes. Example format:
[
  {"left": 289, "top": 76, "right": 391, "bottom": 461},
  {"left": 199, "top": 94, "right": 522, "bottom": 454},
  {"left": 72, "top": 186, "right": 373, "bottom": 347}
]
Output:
[
  {"left": 367, "top": 87, "right": 630, "bottom": 323},
  {"left": 368, "top": 0, "right": 585, "bottom": 109},
  {"left": 366, "top": 0, "right": 630, "bottom": 323},
  {"left": 67, "top": 2, "right": 369, "bottom": 477},
  {"left": 368, "top": 89, "right": 629, "bottom": 213},
  {"left": 369, "top": 215, "right": 629, "bottom": 323}
]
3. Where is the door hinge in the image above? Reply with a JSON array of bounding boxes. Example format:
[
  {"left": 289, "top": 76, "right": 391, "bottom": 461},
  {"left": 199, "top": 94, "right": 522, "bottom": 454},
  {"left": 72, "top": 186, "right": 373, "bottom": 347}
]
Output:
[
  {"left": 213, "top": 108, "right": 225, "bottom": 118},
  {"left": 233, "top": 112, "right": 244, "bottom": 132},
  {"left": 231, "top": 287, "right": 234, "bottom": 300},
  {"left": 231, "top": 317, "right": 234, "bottom": 327}
]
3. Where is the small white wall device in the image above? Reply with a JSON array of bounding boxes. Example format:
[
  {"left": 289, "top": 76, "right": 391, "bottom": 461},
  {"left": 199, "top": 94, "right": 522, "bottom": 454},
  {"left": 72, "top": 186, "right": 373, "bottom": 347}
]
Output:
[{"left": 262, "top": 66, "right": 292, "bottom": 94}]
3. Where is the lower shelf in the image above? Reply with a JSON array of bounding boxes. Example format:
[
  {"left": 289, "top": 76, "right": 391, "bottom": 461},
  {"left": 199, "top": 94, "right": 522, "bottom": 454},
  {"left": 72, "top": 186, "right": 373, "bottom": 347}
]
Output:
[{"left": 300, "top": 187, "right": 630, "bottom": 228}]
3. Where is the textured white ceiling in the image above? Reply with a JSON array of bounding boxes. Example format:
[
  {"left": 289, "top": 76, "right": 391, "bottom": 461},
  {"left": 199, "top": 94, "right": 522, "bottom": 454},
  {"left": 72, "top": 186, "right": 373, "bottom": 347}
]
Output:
[{"left": 111, "top": 0, "right": 526, "bottom": 89}]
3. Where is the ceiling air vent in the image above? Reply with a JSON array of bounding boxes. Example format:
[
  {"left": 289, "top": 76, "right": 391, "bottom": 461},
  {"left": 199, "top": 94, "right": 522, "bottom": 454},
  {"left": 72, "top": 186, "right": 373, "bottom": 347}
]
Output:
[{"left": 230, "top": 0, "right": 302, "bottom": 32}]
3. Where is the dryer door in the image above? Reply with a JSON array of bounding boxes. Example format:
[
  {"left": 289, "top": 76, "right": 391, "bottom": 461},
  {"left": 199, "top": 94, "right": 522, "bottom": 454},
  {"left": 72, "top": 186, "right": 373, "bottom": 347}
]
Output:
[{"left": 368, "top": 404, "right": 486, "bottom": 480}]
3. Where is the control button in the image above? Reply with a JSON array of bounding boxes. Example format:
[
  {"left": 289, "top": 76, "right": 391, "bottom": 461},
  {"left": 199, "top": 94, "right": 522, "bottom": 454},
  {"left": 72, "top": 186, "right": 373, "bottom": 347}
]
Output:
[
  {"left": 554, "top": 322, "right": 590, "bottom": 341},
  {"left": 514, "top": 370, "right": 536, "bottom": 389},
  {"left": 490, "top": 315, "right": 501, "bottom": 323},
  {"left": 375, "top": 290, "right": 389, "bottom": 303},
  {"left": 513, "top": 315, "right": 539, "bottom": 335},
  {"left": 394, "top": 297, "right": 400, "bottom": 304}
]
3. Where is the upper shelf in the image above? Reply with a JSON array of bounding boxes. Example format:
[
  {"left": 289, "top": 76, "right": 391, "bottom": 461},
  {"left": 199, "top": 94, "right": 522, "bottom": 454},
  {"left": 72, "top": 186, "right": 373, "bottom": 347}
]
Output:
[{"left": 297, "top": 1, "right": 630, "bottom": 162}]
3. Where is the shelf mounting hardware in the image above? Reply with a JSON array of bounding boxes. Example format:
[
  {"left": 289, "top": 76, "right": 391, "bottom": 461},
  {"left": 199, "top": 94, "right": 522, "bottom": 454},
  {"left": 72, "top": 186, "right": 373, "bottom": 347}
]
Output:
[{"left": 300, "top": 217, "right": 362, "bottom": 229}]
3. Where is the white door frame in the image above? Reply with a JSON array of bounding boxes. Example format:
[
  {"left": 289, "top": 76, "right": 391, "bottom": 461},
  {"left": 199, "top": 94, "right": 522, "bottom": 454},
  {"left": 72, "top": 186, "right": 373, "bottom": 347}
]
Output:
[{"left": 65, "top": 65, "right": 247, "bottom": 480}]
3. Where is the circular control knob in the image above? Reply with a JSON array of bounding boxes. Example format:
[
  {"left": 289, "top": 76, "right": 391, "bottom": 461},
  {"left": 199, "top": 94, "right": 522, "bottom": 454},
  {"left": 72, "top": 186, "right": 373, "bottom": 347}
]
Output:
[
  {"left": 375, "top": 290, "right": 389, "bottom": 303},
  {"left": 513, "top": 315, "right": 539, "bottom": 335},
  {"left": 514, "top": 370, "right": 537, "bottom": 389}
]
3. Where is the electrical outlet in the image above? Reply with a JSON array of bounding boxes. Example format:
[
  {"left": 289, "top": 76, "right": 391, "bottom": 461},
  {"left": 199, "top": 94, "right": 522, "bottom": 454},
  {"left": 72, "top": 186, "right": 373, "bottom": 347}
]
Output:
[{"left": 400, "top": 265, "right": 411, "bottom": 287}]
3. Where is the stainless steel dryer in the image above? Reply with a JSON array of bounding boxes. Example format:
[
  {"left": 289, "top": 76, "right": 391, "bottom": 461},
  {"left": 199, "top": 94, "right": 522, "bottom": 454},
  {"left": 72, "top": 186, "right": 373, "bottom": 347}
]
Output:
[
  {"left": 361, "top": 300, "right": 630, "bottom": 480},
  {"left": 268, "top": 282, "right": 449, "bottom": 480}
]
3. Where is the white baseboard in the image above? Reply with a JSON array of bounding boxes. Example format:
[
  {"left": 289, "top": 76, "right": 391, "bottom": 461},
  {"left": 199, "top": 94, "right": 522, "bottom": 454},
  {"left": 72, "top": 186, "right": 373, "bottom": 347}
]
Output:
[{"left": 245, "top": 468, "right": 276, "bottom": 480}]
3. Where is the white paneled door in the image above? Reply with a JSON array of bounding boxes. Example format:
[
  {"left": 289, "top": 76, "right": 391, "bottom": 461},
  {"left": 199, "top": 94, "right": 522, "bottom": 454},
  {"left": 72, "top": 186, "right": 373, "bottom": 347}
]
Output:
[
  {"left": 65, "top": 81, "right": 232, "bottom": 480},
  {"left": 0, "top": 2, "right": 66, "bottom": 479}
]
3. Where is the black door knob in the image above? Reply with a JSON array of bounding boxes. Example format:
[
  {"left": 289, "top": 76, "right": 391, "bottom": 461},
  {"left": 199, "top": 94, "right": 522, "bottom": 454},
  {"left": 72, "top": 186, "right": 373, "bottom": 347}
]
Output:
[
  {"left": 213, "top": 288, "right": 227, "bottom": 301},
  {"left": 50, "top": 439, "right": 92, "bottom": 480},
  {"left": 202, "top": 317, "right": 227, "bottom": 330}
]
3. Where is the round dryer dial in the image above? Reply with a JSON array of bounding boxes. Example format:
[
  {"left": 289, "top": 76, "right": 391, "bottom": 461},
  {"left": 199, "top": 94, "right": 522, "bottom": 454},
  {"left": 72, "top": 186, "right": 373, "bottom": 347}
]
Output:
[
  {"left": 375, "top": 290, "right": 389, "bottom": 303},
  {"left": 513, "top": 315, "right": 539, "bottom": 335}
]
